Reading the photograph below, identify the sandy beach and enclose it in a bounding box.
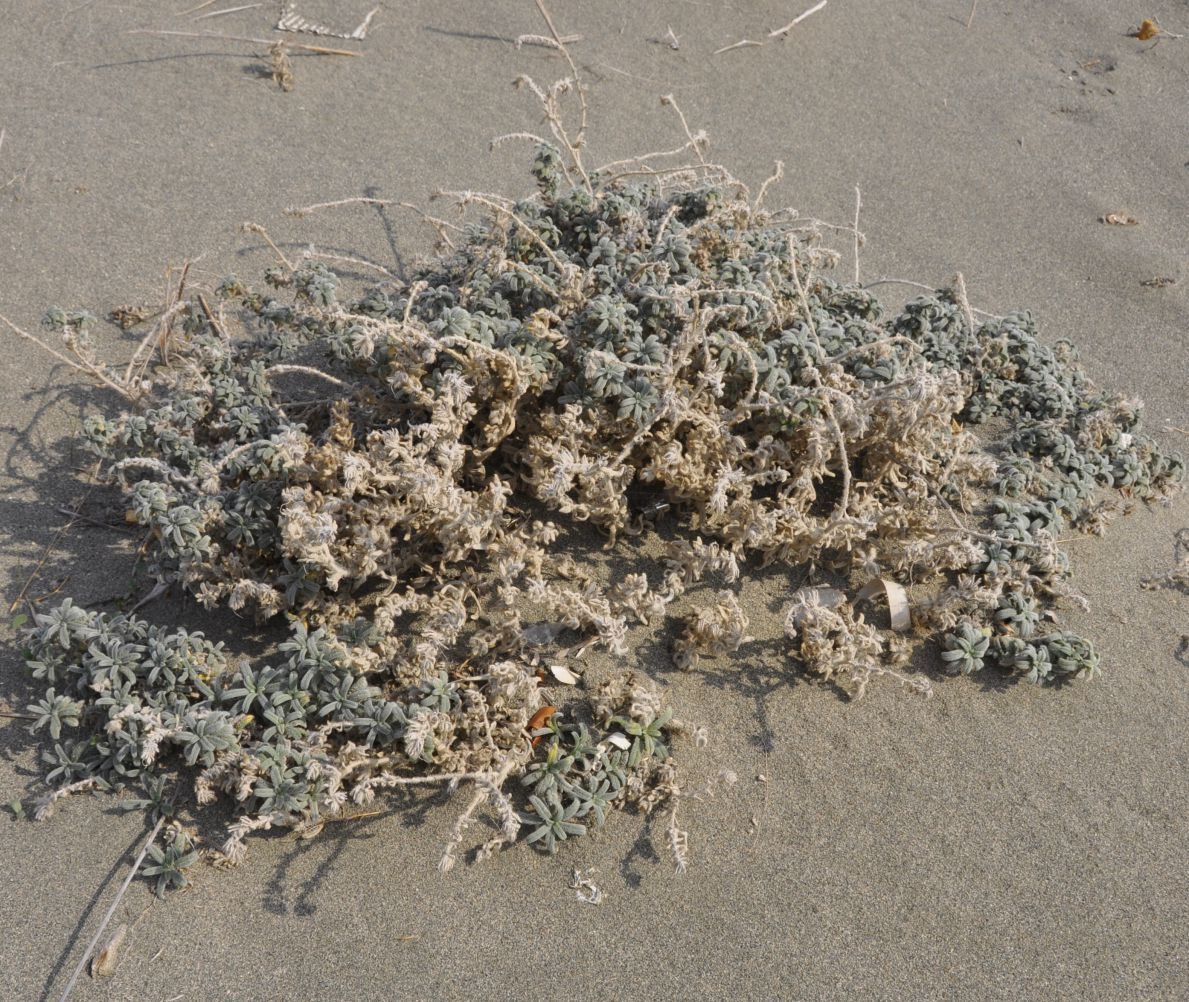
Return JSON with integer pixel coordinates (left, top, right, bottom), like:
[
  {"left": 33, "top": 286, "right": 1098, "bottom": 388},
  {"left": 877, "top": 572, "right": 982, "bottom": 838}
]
[{"left": 1, "top": 2, "right": 1186, "bottom": 999}]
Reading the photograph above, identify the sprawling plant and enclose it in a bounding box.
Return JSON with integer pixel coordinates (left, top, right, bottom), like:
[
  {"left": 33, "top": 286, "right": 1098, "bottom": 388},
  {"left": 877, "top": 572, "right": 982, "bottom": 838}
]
[{"left": 12, "top": 68, "right": 1182, "bottom": 888}]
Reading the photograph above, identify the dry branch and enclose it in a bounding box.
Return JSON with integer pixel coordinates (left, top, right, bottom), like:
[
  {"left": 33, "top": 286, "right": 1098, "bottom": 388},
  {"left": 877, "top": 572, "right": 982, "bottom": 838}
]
[{"left": 128, "top": 28, "right": 363, "bottom": 57}]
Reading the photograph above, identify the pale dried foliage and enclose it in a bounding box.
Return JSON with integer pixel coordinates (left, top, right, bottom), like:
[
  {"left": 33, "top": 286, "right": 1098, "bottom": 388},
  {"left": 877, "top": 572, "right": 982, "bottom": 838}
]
[{"left": 11, "top": 25, "right": 1184, "bottom": 881}]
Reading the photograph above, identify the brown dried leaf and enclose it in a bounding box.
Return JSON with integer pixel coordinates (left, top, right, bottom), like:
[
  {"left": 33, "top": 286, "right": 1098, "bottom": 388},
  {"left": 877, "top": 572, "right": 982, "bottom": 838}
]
[
  {"left": 1102, "top": 212, "right": 1139, "bottom": 226},
  {"left": 91, "top": 923, "right": 128, "bottom": 979},
  {"left": 527, "top": 705, "right": 556, "bottom": 746}
]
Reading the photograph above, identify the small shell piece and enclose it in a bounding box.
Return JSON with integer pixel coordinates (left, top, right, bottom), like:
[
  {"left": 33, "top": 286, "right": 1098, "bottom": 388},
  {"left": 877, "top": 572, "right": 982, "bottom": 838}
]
[
  {"left": 855, "top": 577, "right": 911, "bottom": 631},
  {"left": 548, "top": 664, "right": 580, "bottom": 685}
]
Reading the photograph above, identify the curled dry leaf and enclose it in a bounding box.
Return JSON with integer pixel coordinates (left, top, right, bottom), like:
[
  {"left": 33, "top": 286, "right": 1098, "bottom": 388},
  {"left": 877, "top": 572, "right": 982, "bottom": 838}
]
[
  {"left": 527, "top": 705, "right": 557, "bottom": 730},
  {"left": 91, "top": 923, "right": 128, "bottom": 978},
  {"left": 1102, "top": 212, "right": 1139, "bottom": 226},
  {"left": 855, "top": 578, "right": 911, "bottom": 631},
  {"left": 527, "top": 705, "right": 557, "bottom": 747}
]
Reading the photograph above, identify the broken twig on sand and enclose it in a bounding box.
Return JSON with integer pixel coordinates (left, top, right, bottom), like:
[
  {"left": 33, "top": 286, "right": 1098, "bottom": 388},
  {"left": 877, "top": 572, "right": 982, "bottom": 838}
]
[
  {"left": 57, "top": 818, "right": 165, "bottom": 1002},
  {"left": 175, "top": 0, "right": 218, "bottom": 14},
  {"left": 128, "top": 29, "right": 362, "bottom": 57},
  {"left": 716, "top": 1, "right": 828, "bottom": 55},
  {"left": 192, "top": 3, "right": 262, "bottom": 20},
  {"left": 769, "top": 1, "right": 828, "bottom": 38},
  {"left": 713, "top": 39, "right": 763, "bottom": 55}
]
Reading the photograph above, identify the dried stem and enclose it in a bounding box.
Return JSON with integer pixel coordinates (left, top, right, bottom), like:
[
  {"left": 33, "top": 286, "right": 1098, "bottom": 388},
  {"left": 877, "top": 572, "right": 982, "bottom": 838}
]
[
  {"left": 713, "top": 39, "right": 763, "bottom": 55},
  {"left": 659, "top": 95, "right": 707, "bottom": 167},
  {"left": 241, "top": 222, "right": 295, "bottom": 270},
  {"left": 0, "top": 315, "right": 135, "bottom": 401},
  {"left": 531, "top": 0, "right": 592, "bottom": 192},
  {"left": 127, "top": 28, "right": 363, "bottom": 57},
  {"left": 770, "top": 1, "right": 829, "bottom": 37},
  {"left": 754, "top": 160, "right": 784, "bottom": 212},
  {"left": 852, "top": 185, "right": 863, "bottom": 283},
  {"left": 790, "top": 253, "right": 851, "bottom": 517},
  {"left": 57, "top": 818, "right": 165, "bottom": 1002}
]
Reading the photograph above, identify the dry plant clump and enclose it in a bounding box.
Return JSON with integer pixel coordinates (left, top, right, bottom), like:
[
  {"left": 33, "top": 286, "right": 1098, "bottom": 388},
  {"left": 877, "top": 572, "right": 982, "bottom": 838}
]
[{"left": 10, "top": 45, "right": 1184, "bottom": 888}]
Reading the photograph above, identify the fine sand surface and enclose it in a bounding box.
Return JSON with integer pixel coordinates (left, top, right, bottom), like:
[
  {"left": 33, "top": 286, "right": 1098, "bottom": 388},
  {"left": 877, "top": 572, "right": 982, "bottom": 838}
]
[{"left": 1, "top": 2, "right": 1186, "bottom": 999}]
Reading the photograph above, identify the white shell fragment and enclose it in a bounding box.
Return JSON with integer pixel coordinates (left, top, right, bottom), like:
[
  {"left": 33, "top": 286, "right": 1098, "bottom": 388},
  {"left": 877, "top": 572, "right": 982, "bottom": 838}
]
[
  {"left": 855, "top": 577, "right": 911, "bottom": 631},
  {"left": 570, "top": 867, "right": 604, "bottom": 905},
  {"left": 548, "top": 664, "right": 580, "bottom": 685},
  {"left": 606, "top": 733, "right": 632, "bottom": 751}
]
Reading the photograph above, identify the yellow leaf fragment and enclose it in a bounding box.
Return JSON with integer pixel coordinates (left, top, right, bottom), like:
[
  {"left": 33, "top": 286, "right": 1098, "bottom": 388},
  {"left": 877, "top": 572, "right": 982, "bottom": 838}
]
[{"left": 1134, "top": 19, "right": 1160, "bottom": 41}]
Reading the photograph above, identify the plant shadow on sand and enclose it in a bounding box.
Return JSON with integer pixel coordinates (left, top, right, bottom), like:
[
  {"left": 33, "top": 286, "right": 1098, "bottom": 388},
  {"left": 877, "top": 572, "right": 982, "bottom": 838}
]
[{"left": 263, "top": 812, "right": 387, "bottom": 917}]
